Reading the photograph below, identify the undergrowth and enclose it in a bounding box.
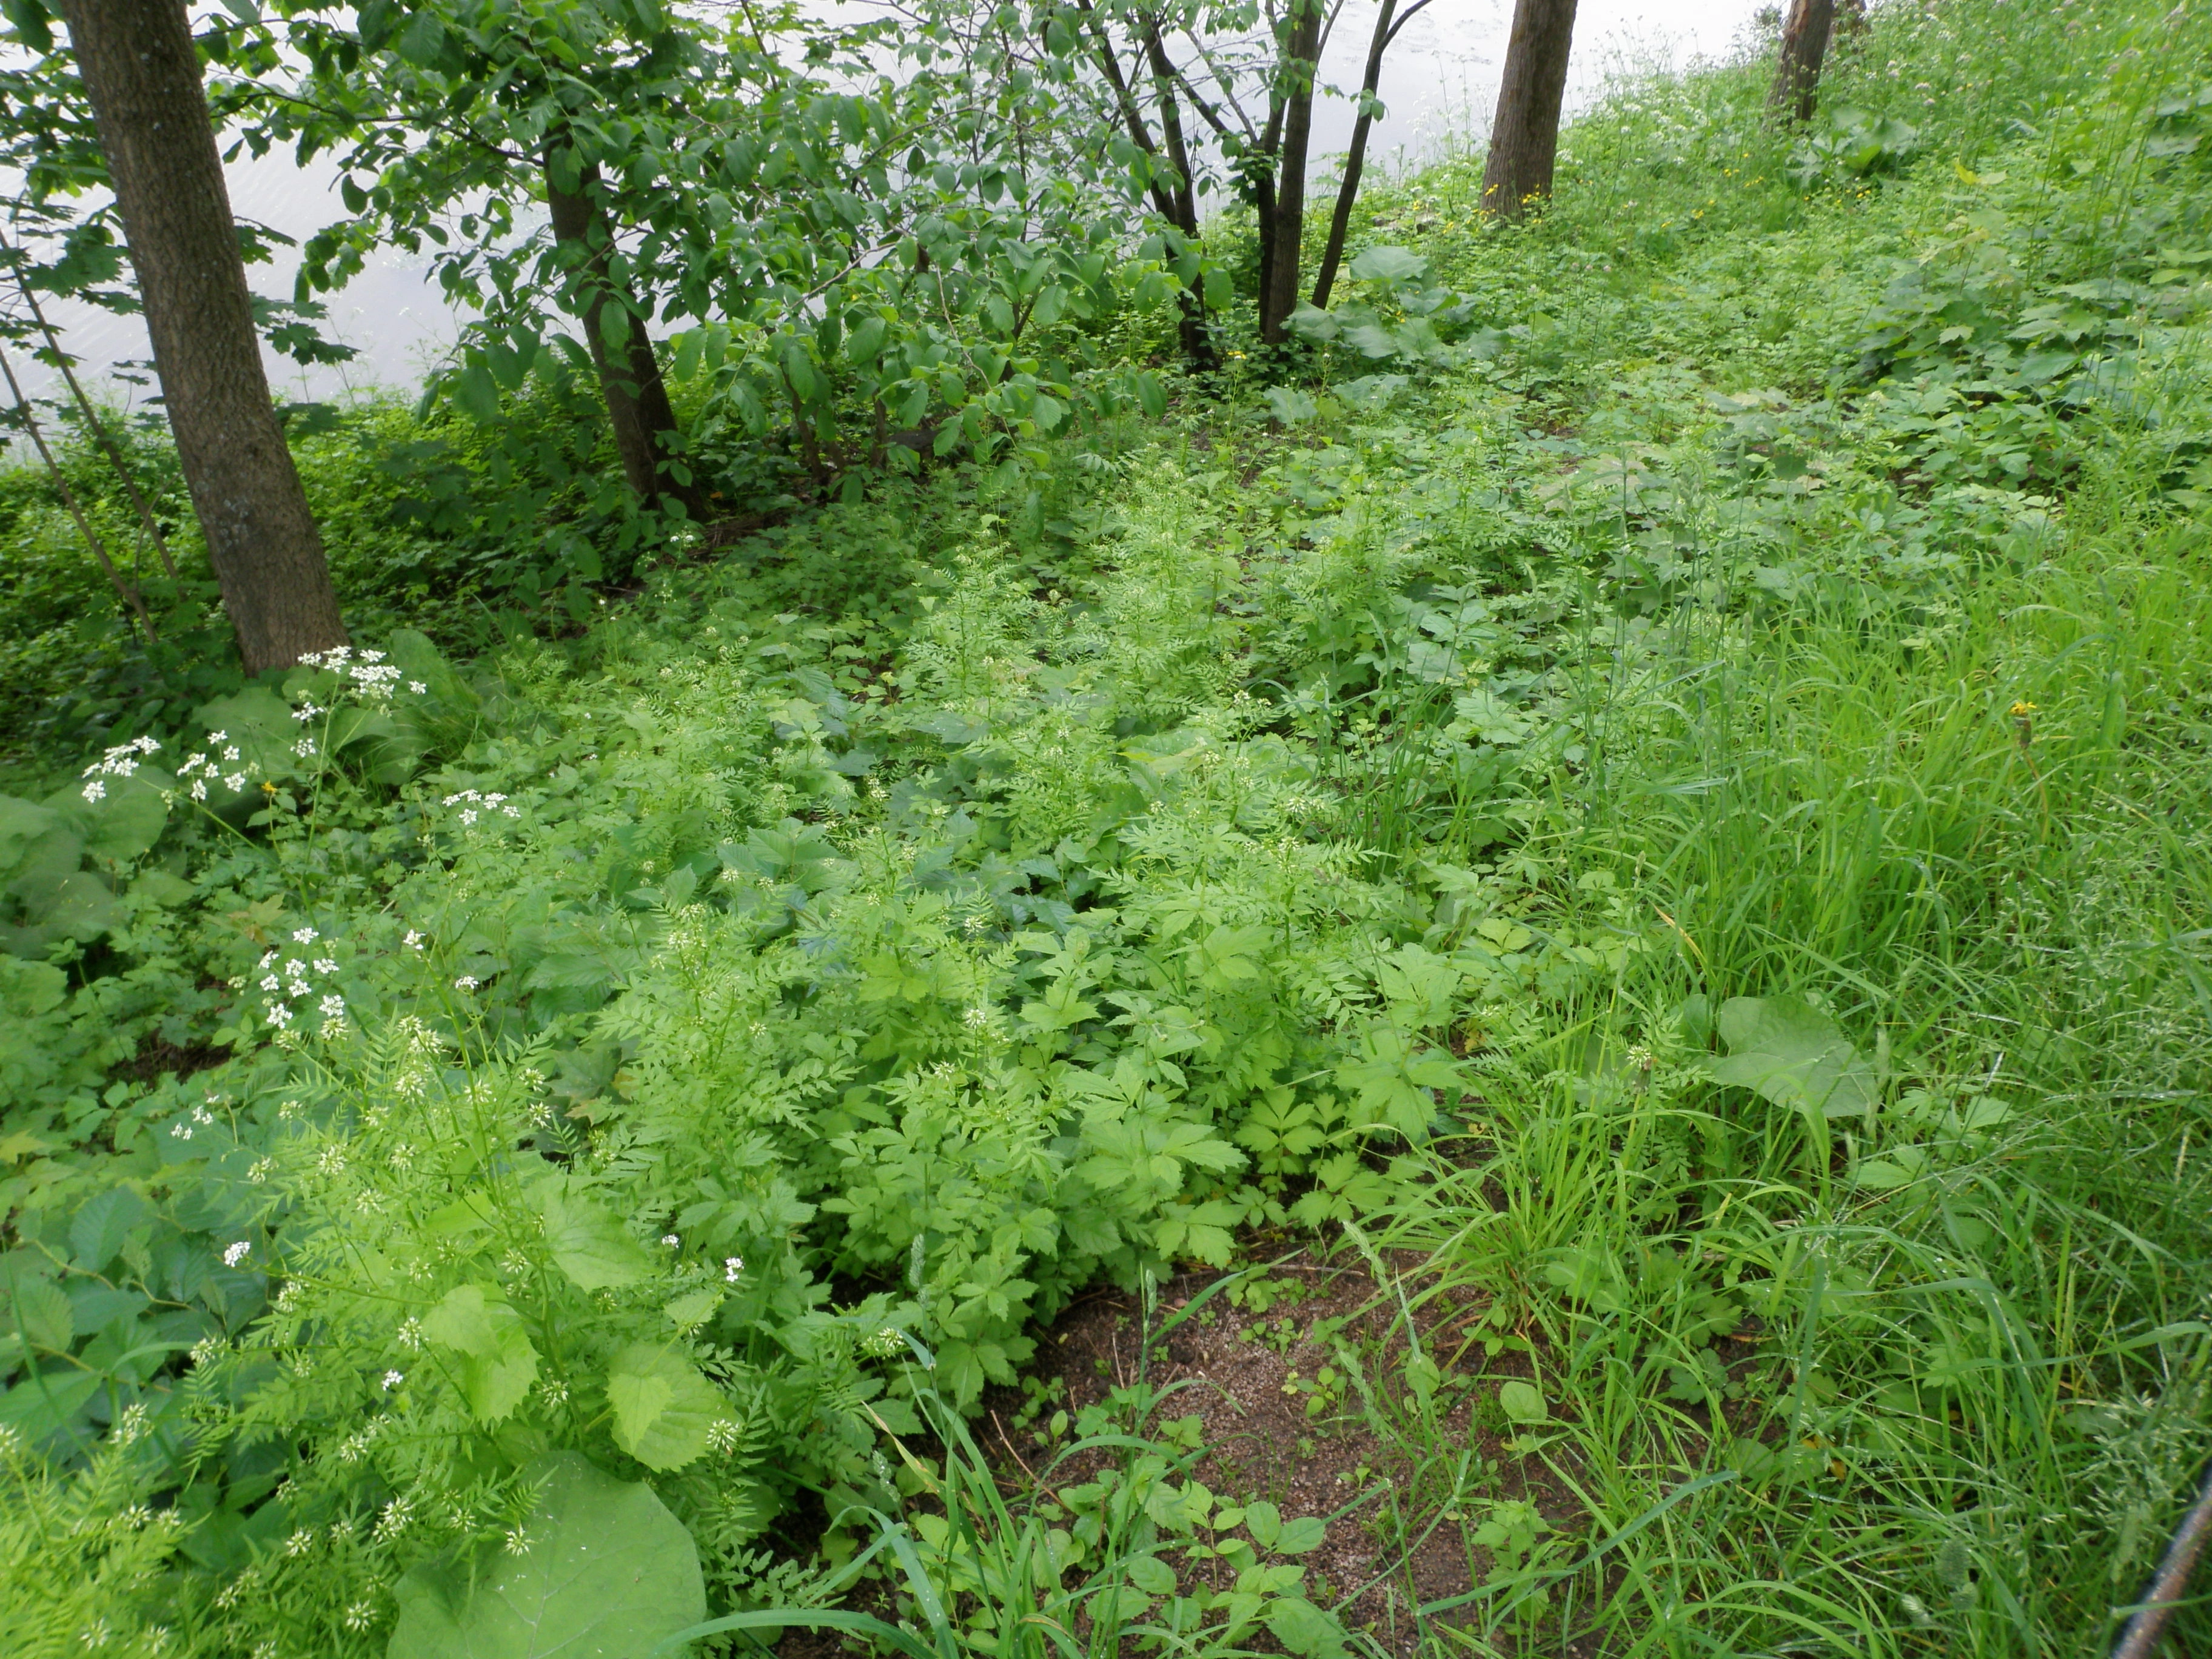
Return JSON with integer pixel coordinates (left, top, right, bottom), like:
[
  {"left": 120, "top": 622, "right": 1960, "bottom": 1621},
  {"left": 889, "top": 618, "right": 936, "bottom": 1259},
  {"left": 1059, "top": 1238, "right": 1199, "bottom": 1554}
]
[{"left": 4, "top": 1, "right": 2210, "bottom": 1655}]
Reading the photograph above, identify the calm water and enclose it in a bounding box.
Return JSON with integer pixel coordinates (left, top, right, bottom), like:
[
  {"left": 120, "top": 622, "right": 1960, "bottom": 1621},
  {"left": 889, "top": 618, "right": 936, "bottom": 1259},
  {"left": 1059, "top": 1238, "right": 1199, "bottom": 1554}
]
[{"left": 27, "top": 0, "right": 1758, "bottom": 405}]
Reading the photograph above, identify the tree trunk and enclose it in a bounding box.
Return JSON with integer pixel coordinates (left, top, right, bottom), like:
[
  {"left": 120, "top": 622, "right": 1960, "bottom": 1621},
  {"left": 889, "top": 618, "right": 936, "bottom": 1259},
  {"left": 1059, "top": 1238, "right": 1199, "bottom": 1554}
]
[
  {"left": 1480, "top": 0, "right": 1579, "bottom": 221},
  {"left": 1260, "top": 0, "right": 1324, "bottom": 342},
  {"left": 1769, "top": 0, "right": 1838, "bottom": 124},
  {"left": 1139, "top": 19, "right": 1218, "bottom": 369},
  {"left": 543, "top": 142, "right": 708, "bottom": 520},
  {"left": 1313, "top": 0, "right": 1441, "bottom": 309},
  {"left": 59, "top": 0, "right": 347, "bottom": 675}
]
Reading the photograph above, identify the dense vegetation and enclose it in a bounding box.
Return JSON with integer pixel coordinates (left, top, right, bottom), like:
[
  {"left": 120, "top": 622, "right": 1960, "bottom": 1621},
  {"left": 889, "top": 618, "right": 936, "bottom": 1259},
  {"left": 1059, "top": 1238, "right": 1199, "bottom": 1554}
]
[{"left": 5, "top": 0, "right": 2211, "bottom": 1654}]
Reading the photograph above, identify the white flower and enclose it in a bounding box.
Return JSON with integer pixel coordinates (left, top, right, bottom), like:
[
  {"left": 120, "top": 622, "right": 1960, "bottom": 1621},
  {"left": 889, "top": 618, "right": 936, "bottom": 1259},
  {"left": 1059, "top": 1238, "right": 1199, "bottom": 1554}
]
[
  {"left": 293, "top": 702, "right": 321, "bottom": 722},
  {"left": 284, "top": 1527, "right": 315, "bottom": 1558},
  {"left": 319, "top": 995, "right": 346, "bottom": 1019},
  {"left": 81, "top": 780, "right": 105, "bottom": 802},
  {"left": 260, "top": 975, "right": 281, "bottom": 993},
  {"left": 343, "top": 1600, "right": 375, "bottom": 1632},
  {"left": 223, "top": 774, "right": 245, "bottom": 791},
  {"left": 221, "top": 746, "right": 240, "bottom": 763},
  {"left": 504, "top": 1524, "right": 531, "bottom": 1555},
  {"left": 397, "top": 1318, "right": 424, "bottom": 1351},
  {"left": 724, "top": 1256, "right": 745, "bottom": 1281},
  {"left": 662, "top": 1234, "right": 681, "bottom": 1248},
  {"left": 223, "top": 1242, "right": 252, "bottom": 1268},
  {"left": 404, "top": 930, "right": 424, "bottom": 950},
  {"left": 459, "top": 808, "right": 477, "bottom": 825},
  {"left": 313, "top": 957, "right": 337, "bottom": 975},
  {"left": 293, "top": 928, "right": 317, "bottom": 944},
  {"left": 409, "top": 680, "right": 427, "bottom": 694},
  {"left": 454, "top": 974, "right": 480, "bottom": 991},
  {"left": 188, "top": 780, "right": 207, "bottom": 801},
  {"left": 381, "top": 1370, "right": 403, "bottom": 1390},
  {"left": 207, "top": 730, "right": 227, "bottom": 742},
  {"left": 266, "top": 1004, "right": 293, "bottom": 1028},
  {"left": 293, "top": 737, "right": 317, "bottom": 759}
]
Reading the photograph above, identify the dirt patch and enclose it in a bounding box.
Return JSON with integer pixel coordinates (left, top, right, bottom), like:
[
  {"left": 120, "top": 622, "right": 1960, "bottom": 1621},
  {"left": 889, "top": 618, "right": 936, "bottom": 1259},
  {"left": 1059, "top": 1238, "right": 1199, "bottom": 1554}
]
[{"left": 978, "top": 1245, "right": 1593, "bottom": 1656}]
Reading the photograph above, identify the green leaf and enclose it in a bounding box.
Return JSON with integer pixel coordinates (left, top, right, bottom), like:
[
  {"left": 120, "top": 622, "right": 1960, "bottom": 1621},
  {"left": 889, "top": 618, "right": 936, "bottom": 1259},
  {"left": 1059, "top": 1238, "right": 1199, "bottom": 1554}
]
[
  {"left": 70, "top": 1187, "right": 148, "bottom": 1272},
  {"left": 1134, "top": 372, "right": 1167, "bottom": 419},
  {"left": 1265, "top": 1596, "right": 1349, "bottom": 1658},
  {"left": 1498, "top": 1379, "right": 1547, "bottom": 1423},
  {"left": 454, "top": 359, "right": 502, "bottom": 424},
  {"left": 423, "top": 1284, "right": 539, "bottom": 1424},
  {"left": 1347, "top": 244, "right": 1427, "bottom": 286},
  {"left": 535, "top": 1182, "right": 652, "bottom": 1292},
  {"left": 8, "top": 1278, "right": 71, "bottom": 1352},
  {"left": 663, "top": 1288, "right": 722, "bottom": 1331},
  {"left": 1708, "top": 996, "right": 1879, "bottom": 1121},
  {"left": 1244, "top": 1499, "right": 1282, "bottom": 1550},
  {"left": 0, "top": 0, "right": 52, "bottom": 55},
  {"left": 605, "top": 1343, "right": 726, "bottom": 1471},
  {"left": 387, "top": 1452, "right": 705, "bottom": 1659},
  {"left": 1274, "top": 1514, "right": 1327, "bottom": 1553}
]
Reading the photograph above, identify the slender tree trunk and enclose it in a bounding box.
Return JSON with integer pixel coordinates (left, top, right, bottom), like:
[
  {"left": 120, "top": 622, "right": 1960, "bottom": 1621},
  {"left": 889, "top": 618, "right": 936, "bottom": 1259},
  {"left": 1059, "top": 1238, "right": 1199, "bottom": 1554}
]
[
  {"left": 1140, "top": 19, "right": 1218, "bottom": 369},
  {"left": 1480, "top": 0, "right": 1579, "bottom": 221},
  {"left": 59, "top": 0, "right": 347, "bottom": 674},
  {"left": 1260, "top": 0, "right": 1324, "bottom": 342},
  {"left": 543, "top": 142, "right": 708, "bottom": 520},
  {"left": 1312, "top": 0, "right": 1397, "bottom": 312},
  {"left": 1770, "top": 0, "right": 1838, "bottom": 124}
]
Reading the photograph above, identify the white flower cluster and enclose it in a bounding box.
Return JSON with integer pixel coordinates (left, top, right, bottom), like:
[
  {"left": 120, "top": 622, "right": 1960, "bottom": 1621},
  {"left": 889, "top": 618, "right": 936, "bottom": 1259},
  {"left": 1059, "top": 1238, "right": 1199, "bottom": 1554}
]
[
  {"left": 257, "top": 928, "right": 346, "bottom": 1035},
  {"left": 169, "top": 1101, "right": 216, "bottom": 1141},
  {"left": 80, "top": 736, "right": 160, "bottom": 802},
  {"left": 442, "top": 788, "right": 520, "bottom": 826},
  {"left": 175, "top": 731, "right": 250, "bottom": 800},
  {"left": 296, "top": 645, "right": 418, "bottom": 700}
]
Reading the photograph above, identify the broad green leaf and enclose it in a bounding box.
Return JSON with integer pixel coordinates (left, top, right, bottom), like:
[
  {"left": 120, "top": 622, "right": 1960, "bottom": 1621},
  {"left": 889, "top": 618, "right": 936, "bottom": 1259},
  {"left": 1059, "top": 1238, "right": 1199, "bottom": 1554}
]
[
  {"left": 1708, "top": 996, "right": 1879, "bottom": 1121},
  {"left": 535, "top": 1182, "right": 652, "bottom": 1291},
  {"left": 9, "top": 1278, "right": 71, "bottom": 1351},
  {"left": 1498, "top": 1379, "right": 1547, "bottom": 1423},
  {"left": 387, "top": 1452, "right": 705, "bottom": 1659},
  {"left": 605, "top": 1342, "right": 726, "bottom": 1471},
  {"left": 423, "top": 1284, "right": 539, "bottom": 1424},
  {"left": 1244, "top": 1498, "right": 1282, "bottom": 1550},
  {"left": 663, "top": 1288, "right": 722, "bottom": 1331},
  {"left": 1347, "top": 244, "right": 1427, "bottom": 286},
  {"left": 454, "top": 360, "right": 501, "bottom": 424},
  {"left": 1274, "top": 1514, "right": 1327, "bottom": 1553},
  {"left": 1265, "top": 1596, "right": 1349, "bottom": 1658},
  {"left": 70, "top": 1186, "right": 148, "bottom": 1272}
]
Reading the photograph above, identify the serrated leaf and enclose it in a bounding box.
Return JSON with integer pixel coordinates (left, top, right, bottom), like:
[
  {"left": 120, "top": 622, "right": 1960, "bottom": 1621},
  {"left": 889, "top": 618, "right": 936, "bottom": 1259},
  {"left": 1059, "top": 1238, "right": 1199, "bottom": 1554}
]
[
  {"left": 663, "top": 1287, "right": 723, "bottom": 1331},
  {"left": 423, "top": 1284, "right": 538, "bottom": 1424},
  {"left": 9, "top": 1278, "right": 71, "bottom": 1351},
  {"left": 1244, "top": 1498, "right": 1282, "bottom": 1550},
  {"left": 70, "top": 1186, "right": 148, "bottom": 1272},
  {"left": 605, "top": 1343, "right": 726, "bottom": 1471},
  {"left": 387, "top": 1452, "right": 705, "bottom": 1659},
  {"left": 1708, "top": 996, "right": 1879, "bottom": 1121},
  {"left": 535, "top": 1182, "right": 652, "bottom": 1292},
  {"left": 1266, "top": 1595, "right": 1349, "bottom": 1658}
]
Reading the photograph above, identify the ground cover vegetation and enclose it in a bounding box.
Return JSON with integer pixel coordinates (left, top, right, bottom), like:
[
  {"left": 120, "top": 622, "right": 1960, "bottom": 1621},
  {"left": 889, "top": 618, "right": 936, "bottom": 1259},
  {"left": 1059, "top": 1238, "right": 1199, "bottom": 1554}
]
[{"left": 2, "top": 0, "right": 2210, "bottom": 1654}]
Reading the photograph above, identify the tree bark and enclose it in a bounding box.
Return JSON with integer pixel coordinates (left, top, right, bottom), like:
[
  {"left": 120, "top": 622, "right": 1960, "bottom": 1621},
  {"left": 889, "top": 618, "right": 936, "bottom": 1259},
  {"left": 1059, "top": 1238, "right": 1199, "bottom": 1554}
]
[
  {"left": 1260, "top": 0, "right": 1324, "bottom": 342},
  {"left": 59, "top": 0, "right": 347, "bottom": 674},
  {"left": 543, "top": 142, "right": 708, "bottom": 520},
  {"left": 1139, "top": 19, "right": 1218, "bottom": 369},
  {"left": 1769, "top": 0, "right": 1838, "bottom": 124},
  {"left": 1480, "top": 0, "right": 1579, "bottom": 221}
]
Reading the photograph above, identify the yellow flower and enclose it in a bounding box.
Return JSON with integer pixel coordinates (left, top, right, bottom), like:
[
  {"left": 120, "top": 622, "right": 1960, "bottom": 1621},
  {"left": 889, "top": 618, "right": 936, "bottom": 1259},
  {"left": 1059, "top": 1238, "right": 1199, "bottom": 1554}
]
[{"left": 2009, "top": 700, "right": 2039, "bottom": 718}]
